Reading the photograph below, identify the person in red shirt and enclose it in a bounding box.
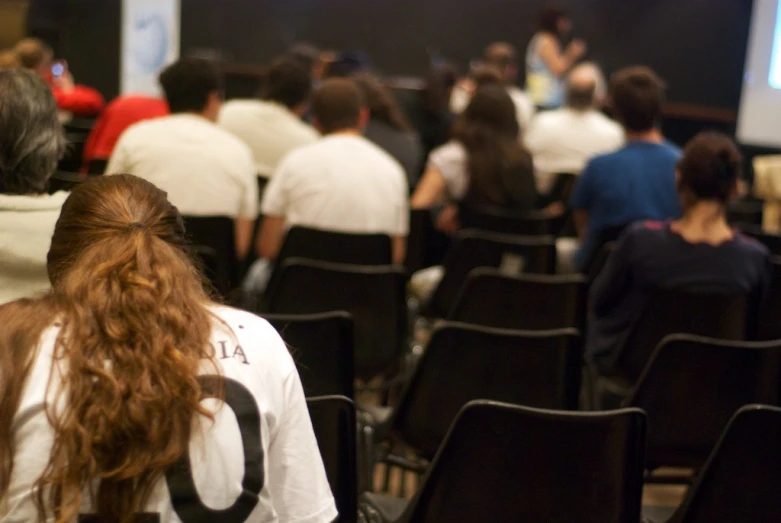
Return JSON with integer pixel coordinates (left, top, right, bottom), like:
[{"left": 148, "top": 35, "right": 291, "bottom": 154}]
[
  {"left": 13, "top": 38, "right": 104, "bottom": 117},
  {"left": 82, "top": 95, "right": 169, "bottom": 171}
]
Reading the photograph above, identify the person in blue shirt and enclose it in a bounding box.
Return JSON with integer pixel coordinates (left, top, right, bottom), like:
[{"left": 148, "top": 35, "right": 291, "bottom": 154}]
[
  {"left": 587, "top": 132, "right": 771, "bottom": 361},
  {"left": 569, "top": 66, "right": 682, "bottom": 271}
]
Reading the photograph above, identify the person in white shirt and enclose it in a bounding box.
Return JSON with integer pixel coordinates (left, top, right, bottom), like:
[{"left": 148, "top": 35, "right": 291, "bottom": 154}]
[
  {"left": 219, "top": 58, "right": 319, "bottom": 179},
  {"left": 0, "top": 174, "right": 337, "bottom": 523},
  {"left": 258, "top": 78, "right": 409, "bottom": 265},
  {"left": 0, "top": 69, "right": 67, "bottom": 306},
  {"left": 450, "top": 42, "right": 536, "bottom": 132},
  {"left": 524, "top": 63, "right": 624, "bottom": 195},
  {"left": 106, "top": 58, "right": 258, "bottom": 259}
]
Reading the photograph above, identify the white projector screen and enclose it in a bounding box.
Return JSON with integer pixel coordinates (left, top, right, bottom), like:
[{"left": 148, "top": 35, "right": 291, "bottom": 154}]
[{"left": 738, "top": 0, "right": 781, "bottom": 147}]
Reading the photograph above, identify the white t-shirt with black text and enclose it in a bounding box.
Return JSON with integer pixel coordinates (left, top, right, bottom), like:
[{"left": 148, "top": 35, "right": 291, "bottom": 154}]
[
  {"left": 1, "top": 306, "right": 337, "bottom": 523},
  {"left": 106, "top": 114, "right": 258, "bottom": 219},
  {"left": 262, "top": 133, "right": 409, "bottom": 237}
]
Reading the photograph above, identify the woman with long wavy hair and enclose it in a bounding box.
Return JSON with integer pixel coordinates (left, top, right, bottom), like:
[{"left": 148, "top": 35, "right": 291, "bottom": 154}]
[{"left": 0, "top": 175, "right": 336, "bottom": 523}]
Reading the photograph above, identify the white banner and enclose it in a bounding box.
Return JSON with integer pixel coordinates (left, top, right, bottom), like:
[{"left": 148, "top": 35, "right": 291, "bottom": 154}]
[{"left": 120, "top": 0, "right": 180, "bottom": 96}]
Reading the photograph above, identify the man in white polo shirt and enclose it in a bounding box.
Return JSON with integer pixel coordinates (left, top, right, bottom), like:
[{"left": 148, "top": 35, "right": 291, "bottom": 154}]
[
  {"left": 219, "top": 58, "right": 319, "bottom": 179},
  {"left": 524, "top": 63, "right": 624, "bottom": 196},
  {"left": 106, "top": 58, "right": 257, "bottom": 259},
  {"left": 258, "top": 78, "right": 409, "bottom": 265}
]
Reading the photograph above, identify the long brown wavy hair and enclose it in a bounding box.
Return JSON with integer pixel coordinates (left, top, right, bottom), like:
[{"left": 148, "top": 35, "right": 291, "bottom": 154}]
[{"left": 0, "top": 174, "right": 220, "bottom": 522}]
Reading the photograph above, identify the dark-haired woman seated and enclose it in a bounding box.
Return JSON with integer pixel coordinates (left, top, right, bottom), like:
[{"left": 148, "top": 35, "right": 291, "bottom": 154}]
[
  {"left": 0, "top": 175, "right": 336, "bottom": 522},
  {"left": 588, "top": 132, "right": 772, "bottom": 361}
]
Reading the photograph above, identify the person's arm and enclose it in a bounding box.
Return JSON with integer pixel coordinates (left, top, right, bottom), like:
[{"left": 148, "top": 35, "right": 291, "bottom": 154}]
[
  {"left": 257, "top": 216, "right": 286, "bottom": 261},
  {"left": 537, "top": 34, "right": 586, "bottom": 77},
  {"left": 234, "top": 148, "right": 259, "bottom": 259},
  {"left": 52, "top": 73, "right": 105, "bottom": 116},
  {"left": 234, "top": 219, "right": 255, "bottom": 261},
  {"left": 590, "top": 229, "right": 636, "bottom": 318},
  {"left": 392, "top": 236, "right": 406, "bottom": 265},
  {"left": 410, "top": 164, "right": 447, "bottom": 209}
]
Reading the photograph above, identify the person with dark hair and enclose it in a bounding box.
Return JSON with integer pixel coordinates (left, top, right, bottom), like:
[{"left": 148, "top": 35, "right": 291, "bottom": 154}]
[
  {"left": 567, "top": 66, "right": 682, "bottom": 271},
  {"left": 406, "top": 62, "right": 457, "bottom": 170},
  {"left": 286, "top": 41, "right": 326, "bottom": 82},
  {"left": 525, "top": 63, "right": 623, "bottom": 195},
  {"left": 0, "top": 68, "right": 66, "bottom": 305},
  {"left": 13, "top": 37, "right": 104, "bottom": 117},
  {"left": 352, "top": 73, "right": 423, "bottom": 187},
  {"left": 526, "top": 5, "right": 586, "bottom": 109},
  {"left": 255, "top": 78, "right": 408, "bottom": 270},
  {"left": 412, "top": 85, "right": 538, "bottom": 229},
  {"left": 587, "top": 132, "right": 771, "bottom": 361},
  {"left": 106, "top": 58, "right": 258, "bottom": 260},
  {"left": 451, "top": 43, "right": 536, "bottom": 132},
  {"left": 219, "top": 58, "right": 319, "bottom": 178},
  {"left": 0, "top": 174, "right": 337, "bottom": 522}
]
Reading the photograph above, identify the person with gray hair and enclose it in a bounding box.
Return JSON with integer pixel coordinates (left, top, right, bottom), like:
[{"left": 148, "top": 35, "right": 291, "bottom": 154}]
[
  {"left": 0, "top": 68, "right": 67, "bottom": 304},
  {"left": 524, "top": 62, "right": 623, "bottom": 196}
]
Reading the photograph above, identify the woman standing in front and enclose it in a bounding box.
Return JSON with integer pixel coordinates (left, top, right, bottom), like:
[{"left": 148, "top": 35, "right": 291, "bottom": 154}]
[
  {"left": 526, "top": 6, "right": 587, "bottom": 110},
  {"left": 0, "top": 175, "right": 337, "bottom": 523}
]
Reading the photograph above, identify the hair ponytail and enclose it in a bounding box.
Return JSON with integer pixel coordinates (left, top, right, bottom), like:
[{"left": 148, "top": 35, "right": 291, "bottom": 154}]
[{"left": 0, "top": 175, "right": 222, "bottom": 523}]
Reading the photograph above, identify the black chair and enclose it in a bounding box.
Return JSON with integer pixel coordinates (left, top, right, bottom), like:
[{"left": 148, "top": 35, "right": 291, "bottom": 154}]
[
  {"left": 738, "top": 224, "right": 781, "bottom": 256},
  {"left": 625, "top": 335, "right": 781, "bottom": 475},
  {"left": 727, "top": 200, "right": 763, "bottom": 228},
  {"left": 48, "top": 171, "right": 87, "bottom": 193},
  {"left": 581, "top": 224, "right": 628, "bottom": 277},
  {"left": 87, "top": 158, "right": 108, "bottom": 174},
  {"left": 263, "top": 312, "right": 355, "bottom": 399},
  {"left": 307, "top": 396, "right": 358, "bottom": 523},
  {"left": 425, "top": 229, "right": 556, "bottom": 318},
  {"left": 57, "top": 132, "right": 88, "bottom": 173},
  {"left": 460, "top": 205, "right": 564, "bottom": 236},
  {"left": 598, "top": 289, "right": 750, "bottom": 384},
  {"left": 362, "top": 324, "right": 582, "bottom": 485},
  {"left": 757, "top": 258, "right": 781, "bottom": 341},
  {"left": 646, "top": 405, "right": 781, "bottom": 523},
  {"left": 405, "top": 209, "right": 434, "bottom": 275},
  {"left": 266, "top": 259, "right": 407, "bottom": 380},
  {"left": 449, "top": 268, "right": 587, "bottom": 331},
  {"left": 182, "top": 216, "right": 238, "bottom": 298},
  {"left": 361, "top": 401, "right": 647, "bottom": 523}
]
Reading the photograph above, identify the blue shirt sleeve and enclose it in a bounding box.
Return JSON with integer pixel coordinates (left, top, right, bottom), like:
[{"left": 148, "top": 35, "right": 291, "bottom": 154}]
[{"left": 570, "top": 161, "right": 595, "bottom": 210}]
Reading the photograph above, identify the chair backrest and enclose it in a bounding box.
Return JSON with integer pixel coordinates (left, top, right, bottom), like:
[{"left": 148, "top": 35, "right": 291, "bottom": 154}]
[
  {"left": 405, "top": 209, "right": 434, "bottom": 275},
  {"left": 403, "top": 401, "right": 647, "bottom": 523},
  {"left": 582, "top": 224, "right": 628, "bottom": 276},
  {"left": 57, "top": 132, "right": 88, "bottom": 172},
  {"left": 427, "top": 229, "right": 556, "bottom": 318},
  {"left": 87, "top": 158, "right": 109, "bottom": 174},
  {"left": 626, "top": 335, "right": 781, "bottom": 470},
  {"left": 460, "top": 205, "right": 561, "bottom": 236},
  {"left": 182, "top": 216, "right": 238, "bottom": 298},
  {"left": 727, "top": 200, "right": 764, "bottom": 228},
  {"left": 671, "top": 405, "right": 781, "bottom": 523},
  {"left": 307, "top": 396, "right": 358, "bottom": 523},
  {"left": 266, "top": 259, "right": 407, "bottom": 380},
  {"left": 276, "top": 226, "right": 392, "bottom": 268},
  {"left": 613, "top": 289, "right": 749, "bottom": 381},
  {"left": 48, "top": 171, "right": 87, "bottom": 194},
  {"left": 757, "top": 258, "right": 781, "bottom": 341},
  {"left": 738, "top": 225, "right": 781, "bottom": 256},
  {"left": 263, "top": 312, "right": 355, "bottom": 399},
  {"left": 391, "top": 323, "right": 582, "bottom": 460},
  {"left": 449, "top": 268, "right": 587, "bottom": 331}
]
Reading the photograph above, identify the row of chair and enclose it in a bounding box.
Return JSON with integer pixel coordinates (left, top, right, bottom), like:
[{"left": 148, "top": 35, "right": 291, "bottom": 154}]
[{"left": 311, "top": 395, "right": 781, "bottom": 523}]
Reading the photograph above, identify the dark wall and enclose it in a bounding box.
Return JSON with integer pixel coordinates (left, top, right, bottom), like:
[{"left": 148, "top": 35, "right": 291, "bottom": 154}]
[{"left": 58, "top": 0, "right": 753, "bottom": 111}]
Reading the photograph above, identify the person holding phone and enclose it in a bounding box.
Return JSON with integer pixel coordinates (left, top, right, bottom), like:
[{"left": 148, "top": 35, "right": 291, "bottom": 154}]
[
  {"left": 13, "top": 38, "right": 104, "bottom": 117},
  {"left": 526, "top": 6, "right": 587, "bottom": 110}
]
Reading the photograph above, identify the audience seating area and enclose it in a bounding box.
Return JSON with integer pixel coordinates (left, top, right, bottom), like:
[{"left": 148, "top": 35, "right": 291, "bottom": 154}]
[{"left": 37, "top": 101, "right": 781, "bottom": 523}]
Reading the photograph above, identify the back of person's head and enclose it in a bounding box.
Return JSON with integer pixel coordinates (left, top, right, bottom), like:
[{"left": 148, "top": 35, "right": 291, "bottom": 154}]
[
  {"left": 566, "top": 62, "right": 605, "bottom": 110},
  {"left": 311, "top": 78, "right": 366, "bottom": 134},
  {"left": 260, "top": 57, "right": 312, "bottom": 111},
  {"left": 536, "top": 5, "right": 568, "bottom": 35},
  {"left": 286, "top": 42, "right": 320, "bottom": 73},
  {"left": 0, "top": 68, "right": 65, "bottom": 195},
  {"left": 454, "top": 85, "right": 533, "bottom": 207},
  {"left": 158, "top": 57, "right": 223, "bottom": 115},
  {"left": 323, "top": 51, "right": 372, "bottom": 79},
  {"left": 422, "top": 61, "right": 457, "bottom": 114},
  {"left": 0, "top": 49, "right": 20, "bottom": 69},
  {"left": 12, "top": 37, "right": 52, "bottom": 70},
  {"left": 0, "top": 174, "right": 218, "bottom": 522},
  {"left": 351, "top": 72, "right": 411, "bottom": 132},
  {"left": 483, "top": 42, "right": 516, "bottom": 79},
  {"left": 677, "top": 132, "right": 741, "bottom": 205},
  {"left": 609, "top": 66, "right": 665, "bottom": 133},
  {"left": 472, "top": 64, "right": 504, "bottom": 89}
]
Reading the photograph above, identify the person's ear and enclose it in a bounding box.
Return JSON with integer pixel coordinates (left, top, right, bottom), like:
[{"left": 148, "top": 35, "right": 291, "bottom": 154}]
[{"left": 358, "top": 107, "right": 370, "bottom": 129}]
